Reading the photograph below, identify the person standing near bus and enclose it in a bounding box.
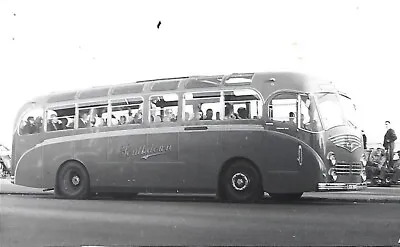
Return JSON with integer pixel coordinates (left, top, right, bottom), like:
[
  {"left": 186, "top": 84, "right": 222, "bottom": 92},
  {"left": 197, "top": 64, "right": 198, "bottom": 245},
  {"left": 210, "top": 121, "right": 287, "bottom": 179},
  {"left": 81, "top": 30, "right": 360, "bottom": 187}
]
[
  {"left": 383, "top": 121, "right": 397, "bottom": 169},
  {"left": 361, "top": 130, "right": 367, "bottom": 149}
]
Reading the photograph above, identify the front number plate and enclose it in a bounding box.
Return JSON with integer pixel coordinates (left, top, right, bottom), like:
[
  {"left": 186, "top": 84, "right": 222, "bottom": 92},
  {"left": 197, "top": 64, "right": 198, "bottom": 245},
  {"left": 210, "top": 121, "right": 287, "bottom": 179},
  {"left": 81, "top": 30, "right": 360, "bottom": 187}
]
[{"left": 347, "top": 184, "right": 357, "bottom": 190}]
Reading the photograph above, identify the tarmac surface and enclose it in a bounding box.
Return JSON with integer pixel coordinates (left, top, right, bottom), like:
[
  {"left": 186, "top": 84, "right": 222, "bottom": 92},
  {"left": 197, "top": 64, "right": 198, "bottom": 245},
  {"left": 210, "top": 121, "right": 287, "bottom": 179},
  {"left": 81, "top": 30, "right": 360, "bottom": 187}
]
[
  {"left": 1, "top": 178, "right": 400, "bottom": 246},
  {"left": 2, "top": 178, "right": 400, "bottom": 202}
]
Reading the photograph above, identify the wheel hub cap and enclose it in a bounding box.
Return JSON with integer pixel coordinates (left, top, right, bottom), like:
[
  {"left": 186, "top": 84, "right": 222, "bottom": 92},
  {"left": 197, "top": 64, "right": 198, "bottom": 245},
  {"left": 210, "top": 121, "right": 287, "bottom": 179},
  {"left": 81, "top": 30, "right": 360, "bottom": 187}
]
[
  {"left": 71, "top": 175, "right": 80, "bottom": 186},
  {"left": 232, "top": 173, "right": 249, "bottom": 191}
]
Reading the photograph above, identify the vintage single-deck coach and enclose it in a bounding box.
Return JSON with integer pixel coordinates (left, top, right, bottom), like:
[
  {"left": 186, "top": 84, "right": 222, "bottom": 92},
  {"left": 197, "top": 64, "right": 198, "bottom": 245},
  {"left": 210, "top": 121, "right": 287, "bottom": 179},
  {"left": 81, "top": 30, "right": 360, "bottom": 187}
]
[{"left": 11, "top": 72, "right": 367, "bottom": 202}]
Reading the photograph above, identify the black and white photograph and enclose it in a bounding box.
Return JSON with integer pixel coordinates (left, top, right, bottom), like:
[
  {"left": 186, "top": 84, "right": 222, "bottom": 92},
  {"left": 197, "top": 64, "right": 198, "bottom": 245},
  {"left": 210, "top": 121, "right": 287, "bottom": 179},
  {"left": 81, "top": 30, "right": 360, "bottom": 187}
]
[{"left": 1, "top": 1, "right": 400, "bottom": 246}]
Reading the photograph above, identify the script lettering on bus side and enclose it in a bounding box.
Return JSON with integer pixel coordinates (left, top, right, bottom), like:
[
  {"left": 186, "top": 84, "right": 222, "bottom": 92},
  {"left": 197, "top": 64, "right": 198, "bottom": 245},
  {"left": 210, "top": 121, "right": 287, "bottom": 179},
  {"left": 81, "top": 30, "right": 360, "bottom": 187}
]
[{"left": 120, "top": 144, "right": 172, "bottom": 160}]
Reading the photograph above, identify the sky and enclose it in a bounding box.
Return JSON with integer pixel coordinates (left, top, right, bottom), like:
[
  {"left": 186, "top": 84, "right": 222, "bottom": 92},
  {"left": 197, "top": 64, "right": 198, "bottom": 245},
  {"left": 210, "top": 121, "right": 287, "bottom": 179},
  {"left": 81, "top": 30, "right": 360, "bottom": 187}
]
[{"left": 1, "top": 0, "right": 399, "bottom": 148}]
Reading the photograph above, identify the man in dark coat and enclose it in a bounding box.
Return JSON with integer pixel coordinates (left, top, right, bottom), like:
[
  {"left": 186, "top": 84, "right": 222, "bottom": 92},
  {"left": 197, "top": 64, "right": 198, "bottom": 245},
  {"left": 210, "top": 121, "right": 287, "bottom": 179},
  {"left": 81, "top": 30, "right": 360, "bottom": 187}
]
[
  {"left": 383, "top": 121, "right": 397, "bottom": 168},
  {"left": 361, "top": 130, "right": 367, "bottom": 149},
  {"left": 47, "top": 112, "right": 63, "bottom": 131}
]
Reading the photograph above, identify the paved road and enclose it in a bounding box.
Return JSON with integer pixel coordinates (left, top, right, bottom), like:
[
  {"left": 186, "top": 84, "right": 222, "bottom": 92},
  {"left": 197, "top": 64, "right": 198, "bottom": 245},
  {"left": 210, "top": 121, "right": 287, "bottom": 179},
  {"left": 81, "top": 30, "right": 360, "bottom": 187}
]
[
  {"left": 1, "top": 178, "right": 400, "bottom": 200},
  {"left": 1, "top": 193, "right": 400, "bottom": 247}
]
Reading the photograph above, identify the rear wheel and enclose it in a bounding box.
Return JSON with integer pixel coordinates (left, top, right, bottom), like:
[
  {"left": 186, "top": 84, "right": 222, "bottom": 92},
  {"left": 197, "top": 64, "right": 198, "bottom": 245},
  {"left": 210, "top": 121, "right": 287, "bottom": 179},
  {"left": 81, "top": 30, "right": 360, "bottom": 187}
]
[
  {"left": 56, "top": 161, "right": 90, "bottom": 199},
  {"left": 269, "top": 192, "right": 303, "bottom": 201},
  {"left": 222, "top": 160, "right": 263, "bottom": 203}
]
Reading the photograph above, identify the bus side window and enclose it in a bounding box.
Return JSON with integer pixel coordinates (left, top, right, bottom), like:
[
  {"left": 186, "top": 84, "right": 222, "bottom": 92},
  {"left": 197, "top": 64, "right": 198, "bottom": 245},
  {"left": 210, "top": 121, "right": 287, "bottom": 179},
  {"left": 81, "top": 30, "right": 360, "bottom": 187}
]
[
  {"left": 19, "top": 108, "right": 43, "bottom": 135},
  {"left": 111, "top": 97, "right": 143, "bottom": 126},
  {"left": 269, "top": 93, "right": 297, "bottom": 126},
  {"left": 46, "top": 106, "right": 75, "bottom": 131},
  {"left": 150, "top": 94, "right": 178, "bottom": 123},
  {"left": 224, "top": 89, "right": 262, "bottom": 120},
  {"left": 78, "top": 101, "right": 108, "bottom": 128},
  {"left": 183, "top": 91, "right": 221, "bottom": 121}
]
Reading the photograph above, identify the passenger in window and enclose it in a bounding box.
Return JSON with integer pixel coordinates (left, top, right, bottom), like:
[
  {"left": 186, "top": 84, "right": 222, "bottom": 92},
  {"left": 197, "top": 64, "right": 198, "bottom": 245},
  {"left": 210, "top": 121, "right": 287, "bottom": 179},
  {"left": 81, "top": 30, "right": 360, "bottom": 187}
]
[
  {"left": 289, "top": 112, "right": 296, "bottom": 124},
  {"left": 164, "top": 109, "right": 173, "bottom": 122},
  {"left": 91, "top": 109, "right": 105, "bottom": 127},
  {"left": 78, "top": 112, "right": 91, "bottom": 128},
  {"left": 47, "top": 113, "right": 62, "bottom": 131},
  {"left": 238, "top": 108, "right": 248, "bottom": 119},
  {"left": 170, "top": 113, "right": 177, "bottom": 122},
  {"left": 185, "top": 112, "right": 191, "bottom": 121},
  {"left": 127, "top": 109, "right": 134, "bottom": 124},
  {"left": 204, "top": 109, "right": 213, "bottom": 120},
  {"left": 111, "top": 115, "right": 119, "bottom": 126},
  {"left": 134, "top": 111, "right": 143, "bottom": 124},
  {"left": 65, "top": 118, "right": 74, "bottom": 129},
  {"left": 194, "top": 110, "right": 203, "bottom": 120},
  {"left": 225, "top": 103, "right": 238, "bottom": 120},
  {"left": 23, "top": 116, "right": 37, "bottom": 134},
  {"left": 120, "top": 116, "right": 127, "bottom": 125},
  {"left": 35, "top": 116, "right": 43, "bottom": 131},
  {"left": 59, "top": 118, "right": 69, "bottom": 130},
  {"left": 154, "top": 115, "right": 162, "bottom": 123}
]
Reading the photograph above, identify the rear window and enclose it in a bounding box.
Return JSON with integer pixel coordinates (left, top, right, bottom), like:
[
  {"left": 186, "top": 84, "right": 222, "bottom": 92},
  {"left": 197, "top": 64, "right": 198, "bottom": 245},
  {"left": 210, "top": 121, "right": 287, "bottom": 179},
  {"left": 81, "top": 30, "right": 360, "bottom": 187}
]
[{"left": 19, "top": 108, "right": 43, "bottom": 135}]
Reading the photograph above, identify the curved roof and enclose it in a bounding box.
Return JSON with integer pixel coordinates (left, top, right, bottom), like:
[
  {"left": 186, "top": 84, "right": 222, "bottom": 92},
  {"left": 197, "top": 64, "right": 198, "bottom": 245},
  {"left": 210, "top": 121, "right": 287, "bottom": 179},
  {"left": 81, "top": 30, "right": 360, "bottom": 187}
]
[{"left": 31, "top": 71, "right": 335, "bottom": 105}]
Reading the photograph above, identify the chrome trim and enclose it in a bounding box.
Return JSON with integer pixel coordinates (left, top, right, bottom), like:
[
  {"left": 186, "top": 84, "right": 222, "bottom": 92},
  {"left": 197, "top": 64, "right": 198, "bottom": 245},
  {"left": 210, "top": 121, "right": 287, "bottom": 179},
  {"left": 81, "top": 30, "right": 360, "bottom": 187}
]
[
  {"left": 297, "top": 145, "right": 303, "bottom": 166},
  {"left": 318, "top": 182, "right": 367, "bottom": 191},
  {"left": 334, "top": 163, "right": 363, "bottom": 175}
]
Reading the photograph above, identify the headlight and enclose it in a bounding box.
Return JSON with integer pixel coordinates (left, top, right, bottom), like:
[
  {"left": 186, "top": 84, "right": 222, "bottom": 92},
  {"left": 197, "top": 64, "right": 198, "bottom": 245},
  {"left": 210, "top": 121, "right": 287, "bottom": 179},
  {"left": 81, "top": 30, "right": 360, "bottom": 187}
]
[
  {"left": 327, "top": 152, "right": 336, "bottom": 166},
  {"left": 328, "top": 168, "right": 337, "bottom": 182}
]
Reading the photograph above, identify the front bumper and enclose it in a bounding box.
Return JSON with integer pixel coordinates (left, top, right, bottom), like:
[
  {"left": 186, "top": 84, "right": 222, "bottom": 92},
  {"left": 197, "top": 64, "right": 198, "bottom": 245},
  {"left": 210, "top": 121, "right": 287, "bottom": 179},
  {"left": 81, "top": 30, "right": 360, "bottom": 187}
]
[{"left": 318, "top": 182, "right": 367, "bottom": 191}]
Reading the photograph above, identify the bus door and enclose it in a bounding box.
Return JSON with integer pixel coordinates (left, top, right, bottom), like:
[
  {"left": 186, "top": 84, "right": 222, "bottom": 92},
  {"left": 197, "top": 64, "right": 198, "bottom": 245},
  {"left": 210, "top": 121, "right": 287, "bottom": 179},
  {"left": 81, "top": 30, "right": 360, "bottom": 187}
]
[
  {"left": 264, "top": 92, "right": 302, "bottom": 191},
  {"left": 296, "top": 94, "right": 323, "bottom": 148}
]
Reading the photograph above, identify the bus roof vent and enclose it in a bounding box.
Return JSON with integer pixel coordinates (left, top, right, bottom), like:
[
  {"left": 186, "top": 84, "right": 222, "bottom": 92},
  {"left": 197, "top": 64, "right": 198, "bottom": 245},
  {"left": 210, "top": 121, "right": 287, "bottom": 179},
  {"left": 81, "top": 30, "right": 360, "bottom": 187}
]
[
  {"left": 184, "top": 77, "right": 221, "bottom": 89},
  {"left": 48, "top": 92, "right": 77, "bottom": 103},
  {"left": 150, "top": 80, "right": 180, "bottom": 92},
  {"left": 111, "top": 84, "right": 144, "bottom": 96},
  {"left": 78, "top": 88, "right": 110, "bottom": 99},
  {"left": 223, "top": 73, "right": 254, "bottom": 85}
]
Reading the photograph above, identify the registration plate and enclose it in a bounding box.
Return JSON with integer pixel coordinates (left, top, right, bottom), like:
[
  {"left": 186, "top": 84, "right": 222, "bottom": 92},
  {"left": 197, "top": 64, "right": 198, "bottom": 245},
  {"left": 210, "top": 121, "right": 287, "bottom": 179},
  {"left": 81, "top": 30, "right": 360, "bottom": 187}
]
[{"left": 347, "top": 184, "right": 357, "bottom": 190}]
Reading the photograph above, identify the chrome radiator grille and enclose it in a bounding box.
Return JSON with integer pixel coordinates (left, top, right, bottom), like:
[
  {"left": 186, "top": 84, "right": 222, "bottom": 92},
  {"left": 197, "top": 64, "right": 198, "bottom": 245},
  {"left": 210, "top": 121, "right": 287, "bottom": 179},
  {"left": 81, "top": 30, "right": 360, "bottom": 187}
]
[{"left": 334, "top": 163, "right": 362, "bottom": 175}]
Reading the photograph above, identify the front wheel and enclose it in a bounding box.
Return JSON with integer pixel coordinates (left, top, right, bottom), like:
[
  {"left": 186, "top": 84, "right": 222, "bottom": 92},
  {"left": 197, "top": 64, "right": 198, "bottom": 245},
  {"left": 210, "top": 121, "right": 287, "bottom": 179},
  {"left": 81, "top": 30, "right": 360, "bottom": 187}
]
[
  {"left": 222, "top": 160, "right": 263, "bottom": 203},
  {"left": 56, "top": 161, "right": 90, "bottom": 199},
  {"left": 268, "top": 192, "right": 303, "bottom": 201}
]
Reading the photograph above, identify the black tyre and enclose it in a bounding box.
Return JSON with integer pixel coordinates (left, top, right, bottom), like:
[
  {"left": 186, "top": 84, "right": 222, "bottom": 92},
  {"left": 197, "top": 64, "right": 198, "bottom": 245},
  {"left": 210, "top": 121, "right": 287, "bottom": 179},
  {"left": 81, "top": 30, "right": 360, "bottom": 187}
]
[
  {"left": 56, "top": 161, "right": 90, "bottom": 199},
  {"left": 222, "top": 160, "right": 263, "bottom": 203},
  {"left": 269, "top": 192, "right": 303, "bottom": 201}
]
